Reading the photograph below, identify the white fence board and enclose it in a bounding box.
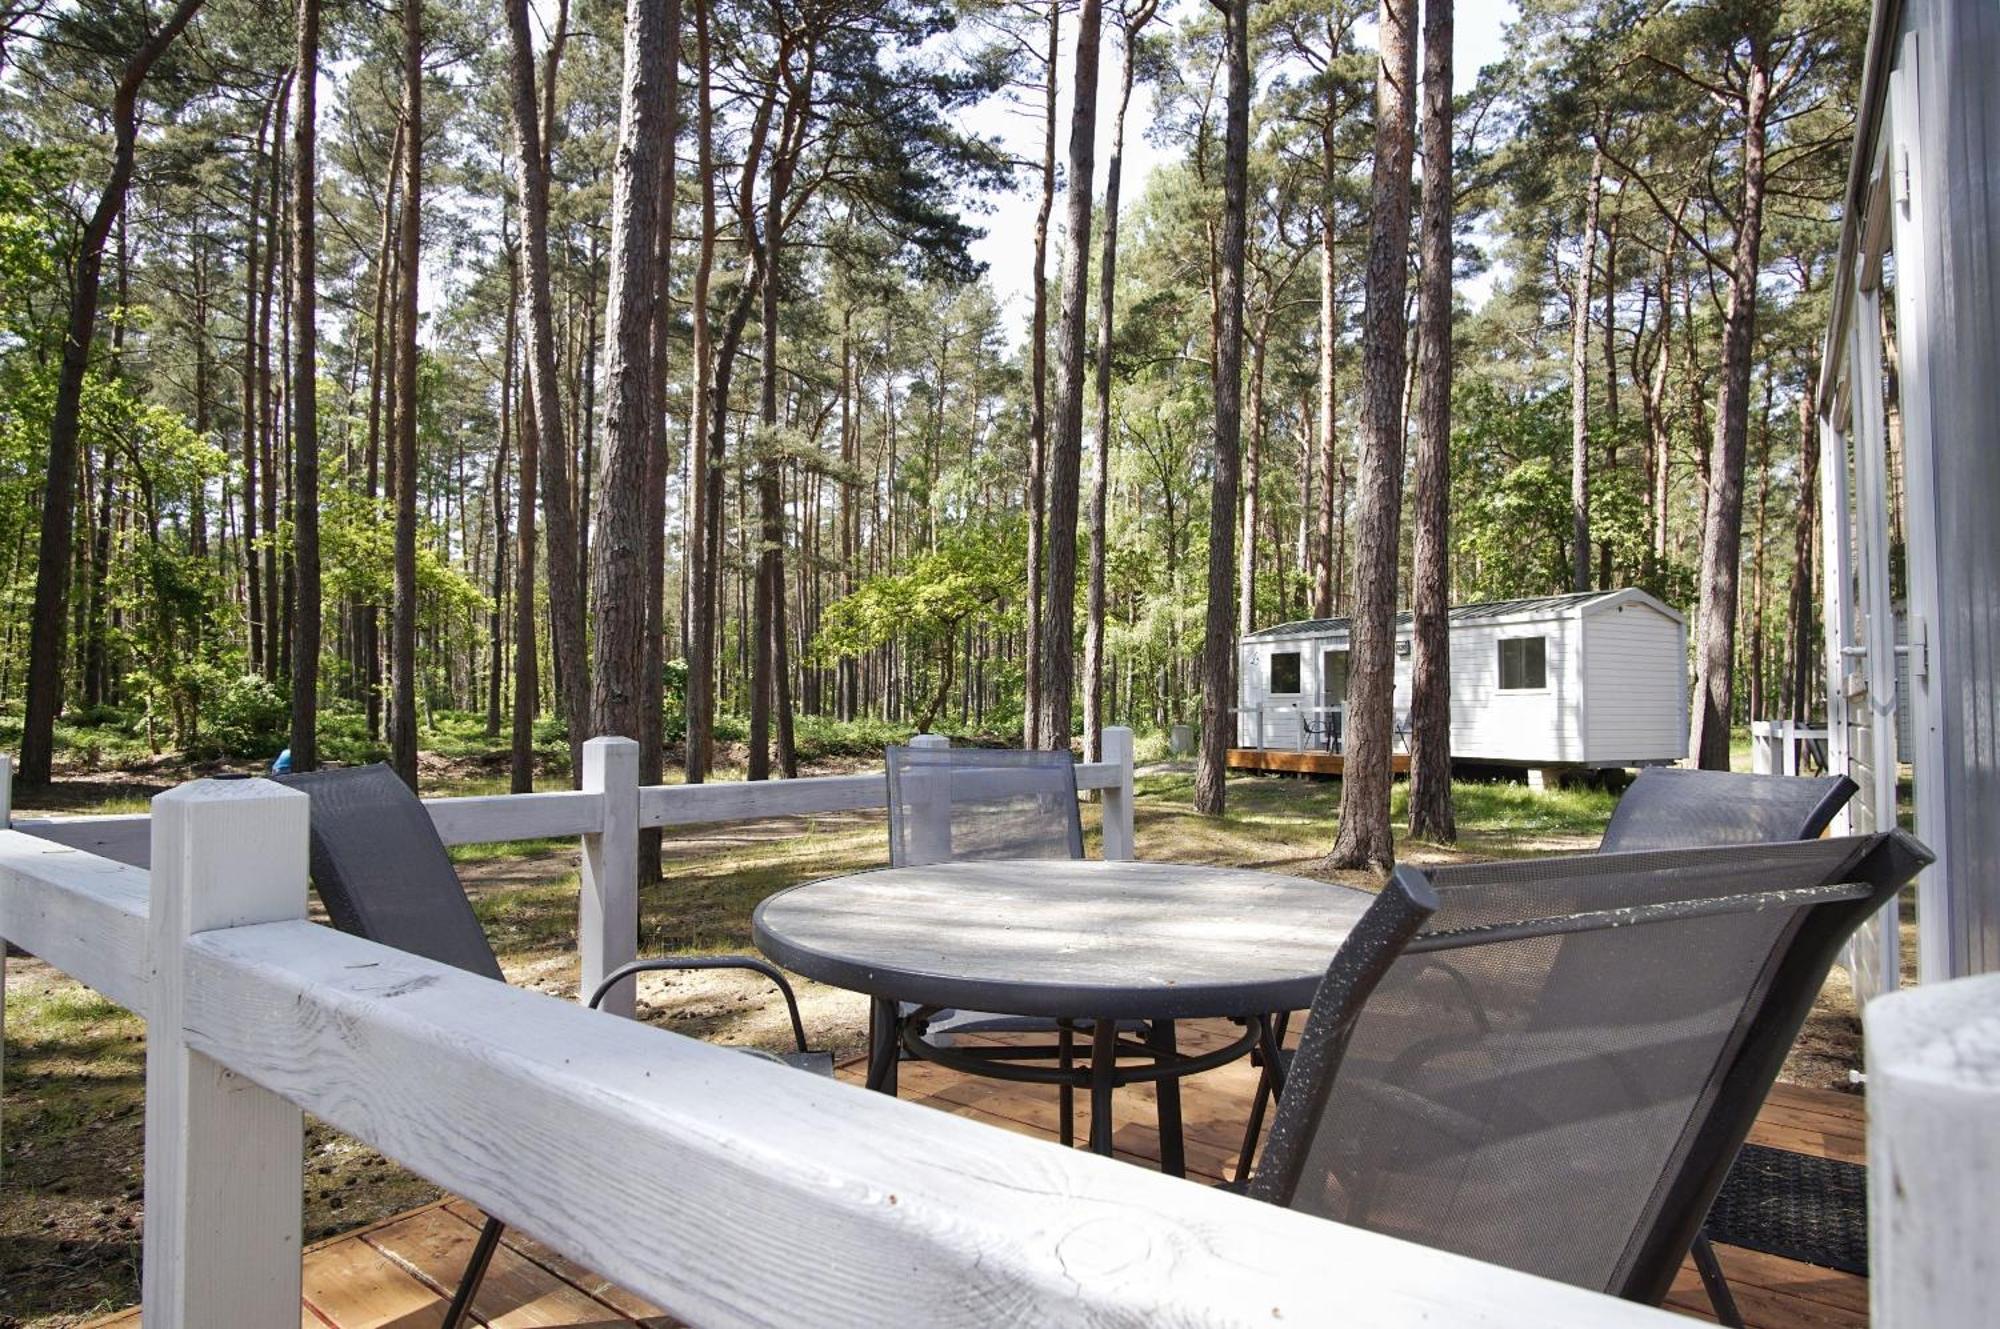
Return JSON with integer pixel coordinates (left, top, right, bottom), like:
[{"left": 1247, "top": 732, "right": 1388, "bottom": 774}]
[
  {"left": 424, "top": 789, "right": 604, "bottom": 845},
  {"left": 184, "top": 918, "right": 1678, "bottom": 1329},
  {"left": 0, "top": 828, "right": 152, "bottom": 1008}
]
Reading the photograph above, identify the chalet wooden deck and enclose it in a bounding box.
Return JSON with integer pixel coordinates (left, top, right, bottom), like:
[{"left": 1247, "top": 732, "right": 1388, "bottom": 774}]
[
  {"left": 1228, "top": 747, "right": 1411, "bottom": 776},
  {"left": 89, "top": 1025, "right": 1870, "bottom": 1329}
]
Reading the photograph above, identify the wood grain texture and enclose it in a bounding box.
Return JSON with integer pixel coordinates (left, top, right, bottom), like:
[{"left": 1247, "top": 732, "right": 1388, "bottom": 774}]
[
  {"left": 1865, "top": 972, "right": 2000, "bottom": 1329},
  {"left": 754, "top": 860, "right": 1372, "bottom": 1020},
  {"left": 179, "top": 919, "right": 1680, "bottom": 1328},
  {"left": 143, "top": 778, "right": 308, "bottom": 1328},
  {"left": 425, "top": 790, "right": 605, "bottom": 846},
  {"left": 1227, "top": 748, "right": 1411, "bottom": 776},
  {"left": 0, "top": 827, "right": 152, "bottom": 1007},
  {"left": 84, "top": 1031, "right": 1866, "bottom": 1329},
  {"left": 580, "top": 738, "right": 639, "bottom": 1017}
]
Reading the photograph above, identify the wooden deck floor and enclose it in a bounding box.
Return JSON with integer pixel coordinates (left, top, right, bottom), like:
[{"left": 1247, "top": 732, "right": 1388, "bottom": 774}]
[
  {"left": 1227, "top": 747, "right": 1411, "bottom": 776},
  {"left": 91, "top": 1025, "right": 1870, "bottom": 1328}
]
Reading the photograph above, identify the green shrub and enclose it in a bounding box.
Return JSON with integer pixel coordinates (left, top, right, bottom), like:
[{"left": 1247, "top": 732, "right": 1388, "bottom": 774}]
[{"left": 206, "top": 673, "right": 290, "bottom": 759}]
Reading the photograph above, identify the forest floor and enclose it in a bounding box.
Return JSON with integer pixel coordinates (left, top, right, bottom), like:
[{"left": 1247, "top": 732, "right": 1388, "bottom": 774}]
[{"left": 0, "top": 765, "right": 1889, "bottom": 1327}]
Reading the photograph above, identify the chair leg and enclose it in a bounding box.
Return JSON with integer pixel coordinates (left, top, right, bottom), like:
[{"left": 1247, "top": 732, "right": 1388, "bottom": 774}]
[
  {"left": 1691, "top": 1230, "right": 1745, "bottom": 1329},
  {"left": 1058, "top": 1022, "right": 1075, "bottom": 1148},
  {"left": 1233, "top": 1013, "right": 1290, "bottom": 1186},
  {"left": 440, "top": 1214, "right": 505, "bottom": 1329}
]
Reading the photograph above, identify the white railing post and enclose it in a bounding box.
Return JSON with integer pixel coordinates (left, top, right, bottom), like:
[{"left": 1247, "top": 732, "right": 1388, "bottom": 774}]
[
  {"left": 0, "top": 752, "right": 12, "bottom": 827},
  {"left": 581, "top": 736, "right": 640, "bottom": 1018},
  {"left": 908, "top": 732, "right": 952, "bottom": 864},
  {"left": 1866, "top": 972, "right": 2000, "bottom": 1329},
  {"left": 1100, "top": 726, "right": 1136, "bottom": 861},
  {"left": 144, "top": 777, "right": 308, "bottom": 1327}
]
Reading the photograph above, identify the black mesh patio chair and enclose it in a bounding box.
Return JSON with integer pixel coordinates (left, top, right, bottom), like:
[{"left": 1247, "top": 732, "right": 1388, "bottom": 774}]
[
  {"left": 884, "top": 743, "right": 1113, "bottom": 1142},
  {"left": 1598, "top": 766, "right": 1857, "bottom": 853},
  {"left": 1241, "top": 767, "right": 1860, "bottom": 1162},
  {"left": 1245, "top": 831, "right": 1929, "bottom": 1324},
  {"left": 885, "top": 744, "right": 1085, "bottom": 866},
  {"left": 277, "top": 764, "right": 830, "bottom": 1329}
]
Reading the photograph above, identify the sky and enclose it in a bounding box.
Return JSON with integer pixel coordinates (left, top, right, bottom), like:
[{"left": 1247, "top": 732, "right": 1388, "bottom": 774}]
[{"left": 961, "top": 0, "right": 1521, "bottom": 344}]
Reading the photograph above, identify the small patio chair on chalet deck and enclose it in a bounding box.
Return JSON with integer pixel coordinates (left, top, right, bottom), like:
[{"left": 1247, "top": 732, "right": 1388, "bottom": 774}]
[
  {"left": 1597, "top": 766, "right": 1857, "bottom": 853},
  {"left": 884, "top": 743, "right": 1111, "bottom": 1143},
  {"left": 1241, "top": 767, "right": 1860, "bottom": 1163},
  {"left": 276, "top": 764, "right": 831, "bottom": 1329},
  {"left": 1244, "top": 831, "right": 1930, "bottom": 1326}
]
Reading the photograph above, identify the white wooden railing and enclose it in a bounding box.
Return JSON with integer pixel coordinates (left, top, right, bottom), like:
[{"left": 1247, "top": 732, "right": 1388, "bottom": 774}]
[{"left": 0, "top": 744, "right": 1993, "bottom": 1325}]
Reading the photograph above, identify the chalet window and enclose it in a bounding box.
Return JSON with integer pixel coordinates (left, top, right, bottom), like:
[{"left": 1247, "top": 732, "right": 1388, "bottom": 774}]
[
  {"left": 1270, "top": 651, "right": 1302, "bottom": 694},
  {"left": 1499, "top": 636, "right": 1547, "bottom": 691}
]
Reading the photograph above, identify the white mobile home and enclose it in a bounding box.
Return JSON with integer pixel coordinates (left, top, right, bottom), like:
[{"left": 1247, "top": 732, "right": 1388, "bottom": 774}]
[{"left": 1235, "top": 589, "right": 1688, "bottom": 770}]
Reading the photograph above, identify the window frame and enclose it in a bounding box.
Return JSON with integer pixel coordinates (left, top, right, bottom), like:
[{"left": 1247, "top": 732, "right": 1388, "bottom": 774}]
[
  {"left": 1497, "top": 634, "right": 1549, "bottom": 693},
  {"left": 1268, "top": 650, "right": 1303, "bottom": 696}
]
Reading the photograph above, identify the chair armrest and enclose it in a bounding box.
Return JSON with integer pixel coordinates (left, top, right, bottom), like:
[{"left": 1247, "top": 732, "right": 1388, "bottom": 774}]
[{"left": 587, "top": 955, "right": 813, "bottom": 1053}]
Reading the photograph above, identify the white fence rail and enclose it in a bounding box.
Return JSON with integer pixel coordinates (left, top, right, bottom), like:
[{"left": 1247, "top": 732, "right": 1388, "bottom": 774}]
[{"left": 0, "top": 773, "right": 1689, "bottom": 1327}]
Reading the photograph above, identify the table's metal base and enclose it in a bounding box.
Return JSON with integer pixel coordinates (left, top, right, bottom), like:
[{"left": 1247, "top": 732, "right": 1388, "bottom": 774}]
[{"left": 863, "top": 998, "right": 1270, "bottom": 1176}]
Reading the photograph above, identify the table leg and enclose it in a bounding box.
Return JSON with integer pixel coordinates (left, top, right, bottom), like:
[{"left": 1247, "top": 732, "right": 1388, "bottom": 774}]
[
  {"left": 1149, "top": 1019, "right": 1186, "bottom": 1179},
  {"left": 1087, "top": 1019, "right": 1118, "bottom": 1157},
  {"left": 865, "top": 997, "right": 900, "bottom": 1096}
]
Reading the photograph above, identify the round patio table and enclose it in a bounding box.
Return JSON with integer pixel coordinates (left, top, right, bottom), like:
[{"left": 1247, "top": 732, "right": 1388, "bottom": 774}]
[{"left": 752, "top": 859, "right": 1373, "bottom": 1175}]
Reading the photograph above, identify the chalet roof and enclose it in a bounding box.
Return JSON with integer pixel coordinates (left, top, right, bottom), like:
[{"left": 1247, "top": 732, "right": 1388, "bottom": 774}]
[{"left": 1242, "top": 590, "right": 1629, "bottom": 642}]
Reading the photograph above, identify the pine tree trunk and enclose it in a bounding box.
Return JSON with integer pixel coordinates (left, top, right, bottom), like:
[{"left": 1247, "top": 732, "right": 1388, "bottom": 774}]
[
  {"left": 1570, "top": 145, "right": 1603, "bottom": 593},
  {"left": 638, "top": 0, "right": 681, "bottom": 873},
  {"left": 389, "top": 0, "right": 424, "bottom": 789},
  {"left": 1782, "top": 365, "right": 1818, "bottom": 721},
  {"left": 1326, "top": 0, "right": 1416, "bottom": 868},
  {"left": 589, "top": 0, "right": 672, "bottom": 750},
  {"left": 1023, "top": 0, "right": 1059, "bottom": 748},
  {"left": 489, "top": 249, "right": 518, "bottom": 740},
  {"left": 1313, "top": 121, "right": 1339, "bottom": 619},
  {"left": 1036, "top": 0, "right": 1103, "bottom": 752},
  {"left": 685, "top": 0, "right": 720, "bottom": 779},
  {"left": 753, "top": 73, "right": 807, "bottom": 780},
  {"left": 1689, "top": 56, "right": 1772, "bottom": 770},
  {"left": 289, "top": 0, "right": 322, "bottom": 770},
  {"left": 1193, "top": 0, "right": 1250, "bottom": 815},
  {"left": 18, "top": 0, "right": 205, "bottom": 786},
  {"left": 512, "top": 344, "right": 541, "bottom": 794},
  {"left": 1407, "top": 0, "right": 1454, "bottom": 843},
  {"left": 504, "top": 0, "right": 583, "bottom": 776},
  {"left": 241, "top": 92, "right": 275, "bottom": 684}
]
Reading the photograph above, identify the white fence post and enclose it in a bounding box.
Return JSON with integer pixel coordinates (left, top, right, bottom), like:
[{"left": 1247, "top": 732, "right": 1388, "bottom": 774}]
[
  {"left": 144, "top": 777, "right": 308, "bottom": 1327},
  {"left": 1866, "top": 972, "right": 2000, "bottom": 1329},
  {"left": 908, "top": 732, "right": 952, "bottom": 864},
  {"left": 581, "top": 736, "right": 640, "bottom": 1018},
  {"left": 0, "top": 752, "right": 12, "bottom": 827},
  {"left": 1100, "top": 726, "right": 1136, "bottom": 861}
]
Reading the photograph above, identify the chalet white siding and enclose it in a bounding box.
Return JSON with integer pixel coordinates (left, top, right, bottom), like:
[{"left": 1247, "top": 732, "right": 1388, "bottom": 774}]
[
  {"left": 1581, "top": 599, "right": 1689, "bottom": 764},
  {"left": 1237, "top": 590, "right": 1687, "bottom": 769}
]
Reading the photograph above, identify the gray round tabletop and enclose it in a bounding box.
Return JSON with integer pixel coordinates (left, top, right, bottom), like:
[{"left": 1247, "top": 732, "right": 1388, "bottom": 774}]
[{"left": 752, "top": 859, "right": 1373, "bottom": 1021}]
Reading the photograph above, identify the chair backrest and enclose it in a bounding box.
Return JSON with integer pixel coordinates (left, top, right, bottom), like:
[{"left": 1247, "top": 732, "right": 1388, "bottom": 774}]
[
  {"left": 276, "top": 764, "right": 504, "bottom": 981},
  {"left": 1598, "top": 767, "right": 1857, "bottom": 853},
  {"left": 1251, "top": 830, "right": 1930, "bottom": 1305},
  {"left": 884, "top": 745, "right": 1085, "bottom": 868}
]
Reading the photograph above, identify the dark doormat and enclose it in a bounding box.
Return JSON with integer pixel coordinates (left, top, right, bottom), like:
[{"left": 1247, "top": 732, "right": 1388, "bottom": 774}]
[{"left": 1705, "top": 1143, "right": 1869, "bottom": 1276}]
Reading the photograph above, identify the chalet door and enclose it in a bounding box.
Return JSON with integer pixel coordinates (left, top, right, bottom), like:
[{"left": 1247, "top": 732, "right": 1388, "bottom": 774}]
[
  {"left": 1322, "top": 651, "right": 1349, "bottom": 751},
  {"left": 1322, "top": 650, "right": 1349, "bottom": 703}
]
